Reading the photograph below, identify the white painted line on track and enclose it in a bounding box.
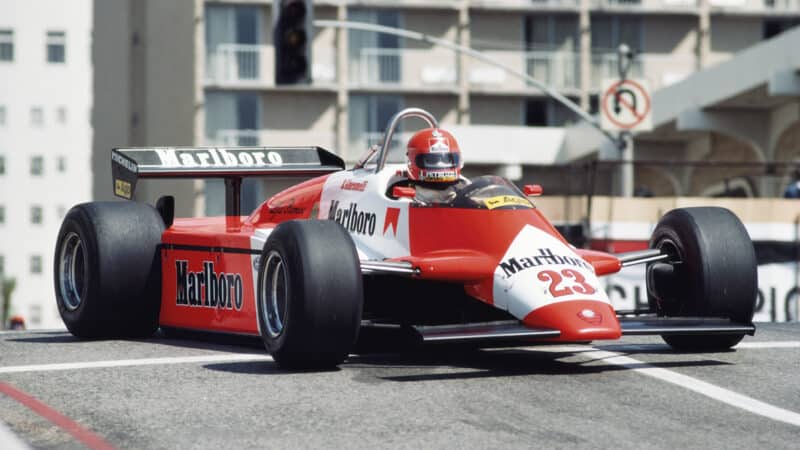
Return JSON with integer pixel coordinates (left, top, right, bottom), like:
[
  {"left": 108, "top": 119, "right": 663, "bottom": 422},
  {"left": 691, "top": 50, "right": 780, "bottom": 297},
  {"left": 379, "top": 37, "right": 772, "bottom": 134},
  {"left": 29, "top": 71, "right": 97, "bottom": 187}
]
[
  {"left": 735, "top": 341, "right": 800, "bottom": 349},
  {"left": 0, "top": 353, "right": 272, "bottom": 374},
  {"left": 0, "top": 420, "right": 30, "bottom": 450},
  {"left": 532, "top": 345, "right": 800, "bottom": 427}
]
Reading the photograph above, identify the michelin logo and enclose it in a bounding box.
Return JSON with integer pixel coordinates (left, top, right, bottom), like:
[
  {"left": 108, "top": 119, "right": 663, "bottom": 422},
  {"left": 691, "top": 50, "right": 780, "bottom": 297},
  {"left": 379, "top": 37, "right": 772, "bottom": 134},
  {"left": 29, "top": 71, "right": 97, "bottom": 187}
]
[{"left": 112, "top": 152, "right": 138, "bottom": 173}]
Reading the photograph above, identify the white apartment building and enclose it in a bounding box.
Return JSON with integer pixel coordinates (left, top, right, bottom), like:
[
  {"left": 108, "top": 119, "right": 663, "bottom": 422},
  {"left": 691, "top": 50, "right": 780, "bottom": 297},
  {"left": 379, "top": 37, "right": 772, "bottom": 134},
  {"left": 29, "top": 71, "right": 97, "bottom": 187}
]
[
  {"left": 91, "top": 0, "right": 800, "bottom": 216},
  {"left": 0, "top": 0, "right": 93, "bottom": 329}
]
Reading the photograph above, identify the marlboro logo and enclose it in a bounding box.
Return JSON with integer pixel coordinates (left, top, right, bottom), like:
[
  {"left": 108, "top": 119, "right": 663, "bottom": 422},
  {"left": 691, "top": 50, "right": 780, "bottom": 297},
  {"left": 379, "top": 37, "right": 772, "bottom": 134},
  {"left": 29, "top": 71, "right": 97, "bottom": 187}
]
[{"left": 154, "top": 148, "right": 284, "bottom": 168}]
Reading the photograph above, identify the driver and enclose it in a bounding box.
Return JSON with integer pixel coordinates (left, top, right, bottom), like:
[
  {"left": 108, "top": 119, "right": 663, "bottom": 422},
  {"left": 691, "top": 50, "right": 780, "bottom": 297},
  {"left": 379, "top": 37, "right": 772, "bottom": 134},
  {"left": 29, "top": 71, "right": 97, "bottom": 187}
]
[{"left": 403, "top": 127, "right": 469, "bottom": 204}]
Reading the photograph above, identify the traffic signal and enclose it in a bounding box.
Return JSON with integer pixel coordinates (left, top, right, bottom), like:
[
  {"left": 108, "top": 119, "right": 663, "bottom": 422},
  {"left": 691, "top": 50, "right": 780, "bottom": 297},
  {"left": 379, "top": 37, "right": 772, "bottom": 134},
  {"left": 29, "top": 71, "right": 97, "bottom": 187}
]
[{"left": 274, "top": 0, "right": 312, "bottom": 85}]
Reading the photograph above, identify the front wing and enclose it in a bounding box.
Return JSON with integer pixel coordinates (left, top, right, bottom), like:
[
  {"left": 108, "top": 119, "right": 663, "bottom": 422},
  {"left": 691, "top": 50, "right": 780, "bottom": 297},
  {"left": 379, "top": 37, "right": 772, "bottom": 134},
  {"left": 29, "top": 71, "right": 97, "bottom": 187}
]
[{"left": 412, "top": 316, "right": 755, "bottom": 345}]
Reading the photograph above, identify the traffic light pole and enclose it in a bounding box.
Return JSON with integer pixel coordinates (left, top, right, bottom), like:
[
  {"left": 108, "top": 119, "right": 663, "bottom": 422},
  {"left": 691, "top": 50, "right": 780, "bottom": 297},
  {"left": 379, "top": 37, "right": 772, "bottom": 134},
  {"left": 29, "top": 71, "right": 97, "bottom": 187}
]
[{"left": 313, "top": 19, "right": 621, "bottom": 148}]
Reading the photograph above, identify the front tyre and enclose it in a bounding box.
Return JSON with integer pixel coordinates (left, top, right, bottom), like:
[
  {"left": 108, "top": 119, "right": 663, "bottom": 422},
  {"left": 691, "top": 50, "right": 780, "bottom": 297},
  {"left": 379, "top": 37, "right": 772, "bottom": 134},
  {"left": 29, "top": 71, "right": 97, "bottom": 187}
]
[
  {"left": 647, "top": 207, "right": 757, "bottom": 351},
  {"left": 256, "top": 220, "right": 363, "bottom": 369},
  {"left": 54, "top": 202, "right": 164, "bottom": 338}
]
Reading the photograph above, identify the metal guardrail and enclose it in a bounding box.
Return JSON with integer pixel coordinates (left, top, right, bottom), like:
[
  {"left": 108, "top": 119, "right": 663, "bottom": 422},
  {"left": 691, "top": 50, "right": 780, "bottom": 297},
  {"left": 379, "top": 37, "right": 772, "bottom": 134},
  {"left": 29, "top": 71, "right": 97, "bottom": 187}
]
[
  {"left": 353, "top": 48, "right": 403, "bottom": 86},
  {"left": 591, "top": 51, "right": 696, "bottom": 90},
  {"left": 709, "top": 0, "right": 800, "bottom": 12},
  {"left": 214, "top": 129, "right": 262, "bottom": 147},
  {"left": 592, "top": 0, "right": 698, "bottom": 8},
  {"left": 206, "top": 44, "right": 266, "bottom": 84},
  {"left": 517, "top": 160, "right": 800, "bottom": 198}
]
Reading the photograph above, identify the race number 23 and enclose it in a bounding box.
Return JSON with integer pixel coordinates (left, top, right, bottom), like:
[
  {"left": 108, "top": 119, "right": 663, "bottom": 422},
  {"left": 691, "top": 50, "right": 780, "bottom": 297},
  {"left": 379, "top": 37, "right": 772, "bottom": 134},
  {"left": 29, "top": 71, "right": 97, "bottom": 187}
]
[{"left": 537, "top": 269, "right": 596, "bottom": 297}]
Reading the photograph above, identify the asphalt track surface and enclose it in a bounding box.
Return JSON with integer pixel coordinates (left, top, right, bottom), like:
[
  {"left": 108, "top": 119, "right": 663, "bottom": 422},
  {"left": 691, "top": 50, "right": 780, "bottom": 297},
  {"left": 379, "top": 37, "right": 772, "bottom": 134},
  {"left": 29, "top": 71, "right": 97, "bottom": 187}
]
[{"left": 1, "top": 324, "right": 798, "bottom": 449}]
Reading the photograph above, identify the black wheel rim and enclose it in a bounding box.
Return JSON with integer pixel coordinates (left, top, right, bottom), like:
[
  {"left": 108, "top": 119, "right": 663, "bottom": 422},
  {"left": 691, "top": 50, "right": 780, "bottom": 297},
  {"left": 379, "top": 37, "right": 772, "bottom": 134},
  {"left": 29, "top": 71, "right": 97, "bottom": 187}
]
[
  {"left": 58, "top": 232, "right": 86, "bottom": 311},
  {"left": 261, "top": 250, "right": 288, "bottom": 338}
]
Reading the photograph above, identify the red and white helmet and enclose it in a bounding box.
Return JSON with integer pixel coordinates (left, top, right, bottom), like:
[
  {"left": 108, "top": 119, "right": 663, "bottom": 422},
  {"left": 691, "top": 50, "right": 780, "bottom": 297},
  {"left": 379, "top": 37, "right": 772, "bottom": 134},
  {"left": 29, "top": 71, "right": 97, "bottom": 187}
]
[{"left": 406, "top": 128, "right": 462, "bottom": 183}]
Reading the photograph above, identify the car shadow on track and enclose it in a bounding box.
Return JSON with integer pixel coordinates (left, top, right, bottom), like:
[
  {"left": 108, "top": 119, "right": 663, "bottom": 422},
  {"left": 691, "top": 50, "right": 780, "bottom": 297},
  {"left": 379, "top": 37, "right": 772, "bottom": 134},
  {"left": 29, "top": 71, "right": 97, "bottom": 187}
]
[
  {"left": 7, "top": 330, "right": 266, "bottom": 355},
  {"left": 344, "top": 346, "right": 733, "bottom": 382},
  {"left": 7, "top": 334, "right": 82, "bottom": 344},
  {"left": 199, "top": 345, "right": 732, "bottom": 380}
]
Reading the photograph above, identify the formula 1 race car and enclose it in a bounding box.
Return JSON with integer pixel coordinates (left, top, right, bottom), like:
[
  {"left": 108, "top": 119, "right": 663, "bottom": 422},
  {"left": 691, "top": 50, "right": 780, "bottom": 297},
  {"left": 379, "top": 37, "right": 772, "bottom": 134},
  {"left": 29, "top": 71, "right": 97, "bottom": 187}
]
[{"left": 54, "top": 108, "right": 757, "bottom": 369}]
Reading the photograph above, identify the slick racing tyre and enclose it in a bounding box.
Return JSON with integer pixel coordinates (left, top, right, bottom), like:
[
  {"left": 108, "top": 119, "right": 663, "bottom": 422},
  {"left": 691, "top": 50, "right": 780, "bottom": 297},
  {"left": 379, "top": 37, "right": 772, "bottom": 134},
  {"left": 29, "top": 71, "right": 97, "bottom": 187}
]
[
  {"left": 54, "top": 202, "right": 165, "bottom": 338},
  {"left": 257, "top": 220, "right": 363, "bottom": 369},
  {"left": 647, "top": 207, "right": 757, "bottom": 351}
]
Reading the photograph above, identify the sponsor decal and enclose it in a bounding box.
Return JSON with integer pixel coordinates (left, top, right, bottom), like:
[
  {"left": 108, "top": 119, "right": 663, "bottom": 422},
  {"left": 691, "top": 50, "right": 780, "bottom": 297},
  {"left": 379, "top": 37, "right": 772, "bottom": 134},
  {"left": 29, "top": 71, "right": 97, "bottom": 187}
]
[
  {"left": 329, "top": 200, "right": 377, "bottom": 236},
  {"left": 341, "top": 179, "right": 368, "bottom": 191},
  {"left": 428, "top": 137, "right": 450, "bottom": 153},
  {"left": 114, "top": 179, "right": 132, "bottom": 199},
  {"left": 175, "top": 260, "right": 244, "bottom": 310},
  {"left": 499, "top": 248, "right": 593, "bottom": 278},
  {"left": 483, "top": 195, "right": 532, "bottom": 210},
  {"left": 578, "top": 308, "right": 603, "bottom": 325},
  {"left": 420, "top": 169, "right": 457, "bottom": 182},
  {"left": 493, "top": 226, "right": 609, "bottom": 318},
  {"left": 112, "top": 152, "right": 138, "bottom": 173},
  {"left": 154, "top": 148, "right": 284, "bottom": 168},
  {"left": 383, "top": 207, "right": 400, "bottom": 236},
  {"left": 268, "top": 197, "right": 304, "bottom": 215}
]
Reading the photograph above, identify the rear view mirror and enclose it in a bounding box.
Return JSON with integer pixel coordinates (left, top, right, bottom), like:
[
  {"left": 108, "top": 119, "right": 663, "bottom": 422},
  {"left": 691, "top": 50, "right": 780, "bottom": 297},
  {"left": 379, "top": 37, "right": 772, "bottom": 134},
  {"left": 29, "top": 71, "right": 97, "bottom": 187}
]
[
  {"left": 393, "top": 186, "right": 416, "bottom": 199},
  {"left": 523, "top": 184, "right": 543, "bottom": 196}
]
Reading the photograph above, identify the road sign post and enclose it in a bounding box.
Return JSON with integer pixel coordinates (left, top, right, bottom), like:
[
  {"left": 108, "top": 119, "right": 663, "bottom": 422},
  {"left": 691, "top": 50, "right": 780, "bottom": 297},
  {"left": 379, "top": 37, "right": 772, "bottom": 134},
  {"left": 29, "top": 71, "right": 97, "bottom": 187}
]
[{"left": 598, "top": 44, "right": 654, "bottom": 197}]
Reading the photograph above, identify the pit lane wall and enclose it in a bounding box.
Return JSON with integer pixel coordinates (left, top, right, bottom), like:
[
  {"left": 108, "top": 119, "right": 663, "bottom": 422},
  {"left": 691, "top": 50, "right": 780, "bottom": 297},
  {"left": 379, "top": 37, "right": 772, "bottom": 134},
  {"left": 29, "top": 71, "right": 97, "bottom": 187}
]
[{"left": 537, "top": 196, "right": 800, "bottom": 322}]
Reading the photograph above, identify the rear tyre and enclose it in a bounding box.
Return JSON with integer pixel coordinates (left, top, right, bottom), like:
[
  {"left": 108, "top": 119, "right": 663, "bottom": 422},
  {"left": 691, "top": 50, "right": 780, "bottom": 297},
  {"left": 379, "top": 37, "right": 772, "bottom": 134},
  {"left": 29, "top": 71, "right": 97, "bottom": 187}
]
[
  {"left": 256, "top": 220, "right": 363, "bottom": 369},
  {"left": 647, "top": 207, "right": 757, "bottom": 351},
  {"left": 54, "top": 202, "right": 164, "bottom": 338}
]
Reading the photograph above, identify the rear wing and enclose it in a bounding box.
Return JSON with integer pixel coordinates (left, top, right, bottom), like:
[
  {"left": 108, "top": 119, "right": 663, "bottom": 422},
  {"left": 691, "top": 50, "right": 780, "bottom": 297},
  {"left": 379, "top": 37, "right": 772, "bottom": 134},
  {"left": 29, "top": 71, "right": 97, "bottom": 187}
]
[{"left": 112, "top": 146, "right": 344, "bottom": 215}]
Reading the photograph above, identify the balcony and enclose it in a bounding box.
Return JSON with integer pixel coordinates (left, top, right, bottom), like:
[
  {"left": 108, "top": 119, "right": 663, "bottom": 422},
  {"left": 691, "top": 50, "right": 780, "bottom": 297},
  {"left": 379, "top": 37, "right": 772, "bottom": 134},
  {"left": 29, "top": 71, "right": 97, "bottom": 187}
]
[
  {"left": 709, "top": 0, "right": 800, "bottom": 13},
  {"left": 592, "top": 0, "right": 698, "bottom": 11},
  {"left": 591, "top": 51, "right": 696, "bottom": 91},
  {"left": 211, "top": 129, "right": 336, "bottom": 150},
  {"left": 471, "top": 0, "right": 581, "bottom": 8},
  {"left": 205, "top": 44, "right": 270, "bottom": 86},
  {"left": 205, "top": 44, "right": 337, "bottom": 87},
  {"left": 349, "top": 48, "right": 458, "bottom": 90},
  {"left": 525, "top": 50, "right": 581, "bottom": 91}
]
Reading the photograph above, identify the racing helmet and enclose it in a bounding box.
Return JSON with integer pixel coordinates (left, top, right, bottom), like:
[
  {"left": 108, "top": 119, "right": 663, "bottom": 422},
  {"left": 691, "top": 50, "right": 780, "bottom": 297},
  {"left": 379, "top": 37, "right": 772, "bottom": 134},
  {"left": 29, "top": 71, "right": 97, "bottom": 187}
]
[{"left": 406, "top": 128, "right": 462, "bottom": 184}]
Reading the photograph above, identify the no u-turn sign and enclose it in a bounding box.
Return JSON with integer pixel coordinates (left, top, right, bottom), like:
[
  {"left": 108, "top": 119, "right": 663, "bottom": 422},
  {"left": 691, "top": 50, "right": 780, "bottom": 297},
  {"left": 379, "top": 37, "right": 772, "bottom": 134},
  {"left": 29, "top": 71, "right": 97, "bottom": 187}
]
[{"left": 600, "top": 79, "right": 652, "bottom": 132}]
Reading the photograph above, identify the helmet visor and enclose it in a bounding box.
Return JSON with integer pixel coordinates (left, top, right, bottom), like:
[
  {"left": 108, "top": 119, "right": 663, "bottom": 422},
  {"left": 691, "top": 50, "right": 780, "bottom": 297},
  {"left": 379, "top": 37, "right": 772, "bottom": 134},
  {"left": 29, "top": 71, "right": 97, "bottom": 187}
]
[{"left": 415, "top": 152, "right": 460, "bottom": 169}]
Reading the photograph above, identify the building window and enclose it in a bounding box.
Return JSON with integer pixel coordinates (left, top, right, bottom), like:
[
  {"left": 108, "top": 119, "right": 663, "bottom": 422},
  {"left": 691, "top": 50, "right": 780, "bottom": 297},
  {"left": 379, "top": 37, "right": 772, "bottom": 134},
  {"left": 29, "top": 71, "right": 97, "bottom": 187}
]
[
  {"left": 46, "top": 31, "right": 66, "bottom": 63},
  {"left": 31, "top": 107, "right": 44, "bottom": 126},
  {"left": 57, "top": 156, "right": 67, "bottom": 172},
  {"left": 0, "top": 105, "right": 6, "bottom": 125},
  {"left": 0, "top": 30, "right": 13, "bottom": 62},
  {"left": 31, "top": 205, "right": 43, "bottom": 224},
  {"left": 349, "top": 94, "right": 404, "bottom": 159},
  {"left": 0, "top": 155, "right": 5, "bottom": 174},
  {"left": 524, "top": 16, "right": 579, "bottom": 90},
  {"left": 0, "top": 255, "right": 4, "bottom": 274},
  {"left": 205, "top": 6, "right": 261, "bottom": 82},
  {"left": 30, "top": 156, "right": 44, "bottom": 175},
  {"left": 30, "top": 255, "right": 42, "bottom": 274},
  {"left": 590, "top": 15, "right": 643, "bottom": 89},
  {"left": 348, "top": 9, "right": 402, "bottom": 85},
  {"left": 0, "top": 205, "right": 4, "bottom": 224},
  {"left": 56, "top": 106, "right": 67, "bottom": 124},
  {"left": 525, "top": 97, "right": 580, "bottom": 127},
  {"left": 204, "top": 91, "right": 261, "bottom": 145}
]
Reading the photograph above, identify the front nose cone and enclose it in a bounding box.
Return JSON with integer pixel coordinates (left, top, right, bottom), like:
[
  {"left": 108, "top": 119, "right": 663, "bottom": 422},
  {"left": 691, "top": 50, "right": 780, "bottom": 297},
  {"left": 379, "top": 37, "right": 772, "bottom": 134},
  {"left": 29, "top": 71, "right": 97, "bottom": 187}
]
[{"left": 522, "top": 301, "right": 621, "bottom": 341}]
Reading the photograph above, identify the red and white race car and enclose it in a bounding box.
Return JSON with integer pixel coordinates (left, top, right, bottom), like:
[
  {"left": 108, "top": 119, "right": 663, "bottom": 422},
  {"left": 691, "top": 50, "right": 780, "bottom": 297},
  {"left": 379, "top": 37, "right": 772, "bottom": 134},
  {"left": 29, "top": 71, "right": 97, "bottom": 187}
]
[{"left": 54, "top": 108, "right": 757, "bottom": 369}]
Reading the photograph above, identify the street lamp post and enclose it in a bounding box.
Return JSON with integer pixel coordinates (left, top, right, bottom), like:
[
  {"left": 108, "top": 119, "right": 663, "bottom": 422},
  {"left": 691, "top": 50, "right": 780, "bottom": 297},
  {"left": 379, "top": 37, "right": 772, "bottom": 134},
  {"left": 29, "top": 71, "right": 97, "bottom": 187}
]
[{"left": 617, "top": 43, "right": 636, "bottom": 197}]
